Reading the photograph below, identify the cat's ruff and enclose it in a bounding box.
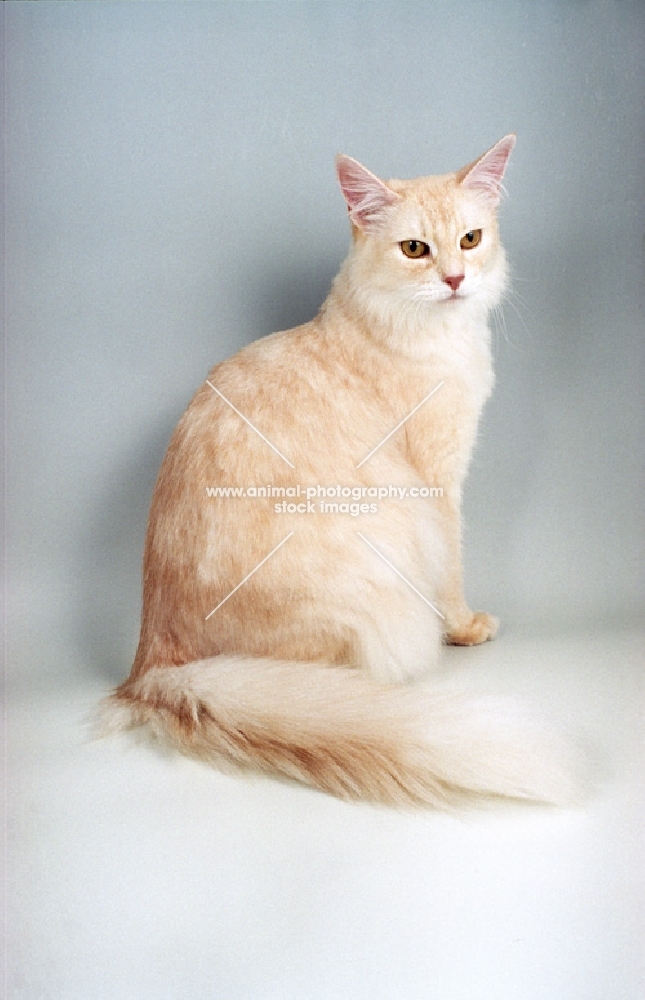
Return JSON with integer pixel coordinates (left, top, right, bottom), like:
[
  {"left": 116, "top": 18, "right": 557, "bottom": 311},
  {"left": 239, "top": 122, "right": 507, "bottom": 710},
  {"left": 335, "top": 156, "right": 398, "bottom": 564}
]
[{"left": 100, "top": 136, "right": 582, "bottom": 808}]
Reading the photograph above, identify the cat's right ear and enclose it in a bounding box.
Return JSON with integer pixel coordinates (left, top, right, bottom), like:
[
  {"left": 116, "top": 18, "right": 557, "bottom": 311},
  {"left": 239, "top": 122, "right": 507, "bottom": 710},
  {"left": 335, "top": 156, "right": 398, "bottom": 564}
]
[{"left": 335, "top": 155, "right": 400, "bottom": 230}]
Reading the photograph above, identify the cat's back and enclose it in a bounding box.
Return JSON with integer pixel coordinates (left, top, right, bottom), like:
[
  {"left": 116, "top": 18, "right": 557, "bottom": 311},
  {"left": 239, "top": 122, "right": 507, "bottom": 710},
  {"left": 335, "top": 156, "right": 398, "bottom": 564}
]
[
  {"left": 158, "top": 316, "right": 353, "bottom": 483},
  {"left": 201, "top": 315, "right": 342, "bottom": 412},
  {"left": 158, "top": 308, "right": 422, "bottom": 497}
]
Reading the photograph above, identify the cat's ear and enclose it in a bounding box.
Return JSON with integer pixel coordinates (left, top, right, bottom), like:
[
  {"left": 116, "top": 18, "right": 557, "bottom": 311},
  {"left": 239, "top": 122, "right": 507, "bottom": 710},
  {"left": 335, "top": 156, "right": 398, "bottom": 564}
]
[
  {"left": 335, "top": 155, "right": 400, "bottom": 230},
  {"left": 457, "top": 134, "right": 516, "bottom": 208}
]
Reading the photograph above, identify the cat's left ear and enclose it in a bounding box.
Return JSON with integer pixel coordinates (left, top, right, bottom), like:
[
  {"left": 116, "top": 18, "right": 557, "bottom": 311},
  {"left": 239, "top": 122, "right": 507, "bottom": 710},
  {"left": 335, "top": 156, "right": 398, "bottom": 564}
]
[
  {"left": 457, "top": 134, "right": 516, "bottom": 208},
  {"left": 335, "top": 155, "right": 400, "bottom": 230}
]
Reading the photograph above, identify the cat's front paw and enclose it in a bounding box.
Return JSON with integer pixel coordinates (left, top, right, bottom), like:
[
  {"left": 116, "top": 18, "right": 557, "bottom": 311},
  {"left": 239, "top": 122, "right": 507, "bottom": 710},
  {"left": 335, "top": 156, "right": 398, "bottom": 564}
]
[{"left": 445, "top": 611, "right": 499, "bottom": 646}]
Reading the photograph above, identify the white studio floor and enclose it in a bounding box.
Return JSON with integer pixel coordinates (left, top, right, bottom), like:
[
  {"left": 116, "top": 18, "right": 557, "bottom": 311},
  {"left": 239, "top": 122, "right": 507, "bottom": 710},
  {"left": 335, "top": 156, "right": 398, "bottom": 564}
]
[{"left": 6, "top": 623, "right": 645, "bottom": 1000}]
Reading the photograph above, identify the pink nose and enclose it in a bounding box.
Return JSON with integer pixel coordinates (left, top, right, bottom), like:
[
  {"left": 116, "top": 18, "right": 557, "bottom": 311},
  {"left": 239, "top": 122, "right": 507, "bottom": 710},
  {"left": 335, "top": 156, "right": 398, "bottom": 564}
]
[{"left": 443, "top": 274, "right": 465, "bottom": 292}]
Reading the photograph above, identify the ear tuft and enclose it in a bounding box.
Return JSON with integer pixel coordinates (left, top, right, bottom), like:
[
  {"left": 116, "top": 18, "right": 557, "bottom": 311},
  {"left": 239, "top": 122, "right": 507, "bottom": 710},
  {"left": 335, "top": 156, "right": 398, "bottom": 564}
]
[
  {"left": 458, "top": 134, "right": 516, "bottom": 208},
  {"left": 335, "top": 155, "right": 400, "bottom": 230}
]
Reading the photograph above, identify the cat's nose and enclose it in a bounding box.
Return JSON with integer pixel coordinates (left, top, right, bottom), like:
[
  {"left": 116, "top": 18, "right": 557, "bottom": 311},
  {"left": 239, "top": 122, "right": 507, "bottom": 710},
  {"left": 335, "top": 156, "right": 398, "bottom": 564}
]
[{"left": 443, "top": 274, "right": 465, "bottom": 292}]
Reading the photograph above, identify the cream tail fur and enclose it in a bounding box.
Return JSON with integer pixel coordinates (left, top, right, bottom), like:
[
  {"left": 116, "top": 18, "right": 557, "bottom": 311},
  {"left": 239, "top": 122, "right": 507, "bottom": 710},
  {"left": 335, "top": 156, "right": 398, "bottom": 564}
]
[
  {"left": 100, "top": 136, "right": 583, "bottom": 808},
  {"left": 102, "top": 657, "right": 581, "bottom": 807}
]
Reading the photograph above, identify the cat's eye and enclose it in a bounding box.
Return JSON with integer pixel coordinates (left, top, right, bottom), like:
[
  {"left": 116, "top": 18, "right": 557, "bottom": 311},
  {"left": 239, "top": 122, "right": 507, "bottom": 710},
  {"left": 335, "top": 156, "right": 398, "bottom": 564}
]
[
  {"left": 400, "top": 240, "right": 430, "bottom": 259},
  {"left": 460, "top": 229, "right": 482, "bottom": 250}
]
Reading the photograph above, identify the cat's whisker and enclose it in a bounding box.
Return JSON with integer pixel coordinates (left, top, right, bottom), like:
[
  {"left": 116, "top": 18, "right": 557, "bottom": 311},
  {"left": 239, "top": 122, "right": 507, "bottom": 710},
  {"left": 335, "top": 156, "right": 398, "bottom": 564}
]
[
  {"left": 491, "top": 303, "right": 507, "bottom": 348},
  {"left": 507, "top": 289, "right": 533, "bottom": 325},
  {"left": 499, "top": 287, "right": 531, "bottom": 346}
]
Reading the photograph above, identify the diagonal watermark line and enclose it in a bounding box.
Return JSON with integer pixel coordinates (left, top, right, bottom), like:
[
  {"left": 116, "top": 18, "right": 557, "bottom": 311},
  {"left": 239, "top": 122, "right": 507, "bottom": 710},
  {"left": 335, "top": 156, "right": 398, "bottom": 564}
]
[
  {"left": 205, "top": 531, "right": 295, "bottom": 620},
  {"left": 355, "top": 381, "right": 445, "bottom": 469},
  {"left": 206, "top": 380, "right": 295, "bottom": 468},
  {"left": 356, "top": 531, "right": 445, "bottom": 620}
]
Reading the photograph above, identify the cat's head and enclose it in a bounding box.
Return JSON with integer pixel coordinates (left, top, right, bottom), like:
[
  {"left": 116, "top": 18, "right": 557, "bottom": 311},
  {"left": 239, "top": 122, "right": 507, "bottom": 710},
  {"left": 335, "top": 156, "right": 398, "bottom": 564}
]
[{"left": 335, "top": 136, "right": 515, "bottom": 333}]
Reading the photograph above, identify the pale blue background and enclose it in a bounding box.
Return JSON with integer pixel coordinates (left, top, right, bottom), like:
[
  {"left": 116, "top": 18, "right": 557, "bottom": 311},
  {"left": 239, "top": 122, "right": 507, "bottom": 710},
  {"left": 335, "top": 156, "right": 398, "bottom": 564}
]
[{"left": 5, "top": 3, "right": 645, "bottom": 998}]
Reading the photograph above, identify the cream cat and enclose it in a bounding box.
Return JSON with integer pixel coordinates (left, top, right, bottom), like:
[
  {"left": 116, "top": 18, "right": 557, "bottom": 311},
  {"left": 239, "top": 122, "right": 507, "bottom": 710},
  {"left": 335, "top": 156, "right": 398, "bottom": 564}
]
[{"left": 101, "top": 136, "right": 579, "bottom": 807}]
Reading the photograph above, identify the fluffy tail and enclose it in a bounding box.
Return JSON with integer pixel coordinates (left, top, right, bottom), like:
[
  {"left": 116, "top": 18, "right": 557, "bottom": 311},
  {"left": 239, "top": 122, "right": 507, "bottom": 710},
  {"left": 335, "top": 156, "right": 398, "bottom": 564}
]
[{"left": 99, "top": 656, "right": 582, "bottom": 808}]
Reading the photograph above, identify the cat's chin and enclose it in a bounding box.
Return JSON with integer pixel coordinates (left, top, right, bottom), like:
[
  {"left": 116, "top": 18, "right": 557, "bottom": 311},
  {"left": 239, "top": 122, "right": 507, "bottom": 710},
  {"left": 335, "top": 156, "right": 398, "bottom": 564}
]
[
  {"left": 438, "top": 291, "right": 470, "bottom": 305},
  {"left": 413, "top": 291, "right": 469, "bottom": 305},
  {"left": 438, "top": 289, "right": 498, "bottom": 309}
]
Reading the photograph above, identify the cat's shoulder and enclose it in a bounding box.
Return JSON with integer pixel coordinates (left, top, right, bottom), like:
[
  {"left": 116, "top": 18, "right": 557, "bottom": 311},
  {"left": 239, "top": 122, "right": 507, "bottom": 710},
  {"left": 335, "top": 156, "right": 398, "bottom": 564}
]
[{"left": 201, "top": 320, "right": 323, "bottom": 403}]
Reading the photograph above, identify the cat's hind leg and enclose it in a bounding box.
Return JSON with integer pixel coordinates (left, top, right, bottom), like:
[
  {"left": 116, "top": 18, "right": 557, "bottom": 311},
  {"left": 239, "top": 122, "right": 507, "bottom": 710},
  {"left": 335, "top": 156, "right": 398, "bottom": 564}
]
[{"left": 351, "top": 593, "right": 443, "bottom": 684}]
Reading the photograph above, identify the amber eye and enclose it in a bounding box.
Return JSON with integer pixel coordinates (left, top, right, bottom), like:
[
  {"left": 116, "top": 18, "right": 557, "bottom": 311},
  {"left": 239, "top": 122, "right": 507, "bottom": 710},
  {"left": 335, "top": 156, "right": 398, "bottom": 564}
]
[
  {"left": 460, "top": 229, "right": 482, "bottom": 250},
  {"left": 400, "top": 239, "right": 430, "bottom": 259}
]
